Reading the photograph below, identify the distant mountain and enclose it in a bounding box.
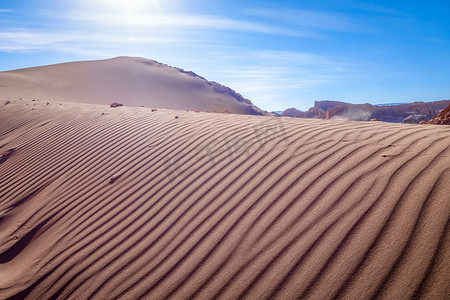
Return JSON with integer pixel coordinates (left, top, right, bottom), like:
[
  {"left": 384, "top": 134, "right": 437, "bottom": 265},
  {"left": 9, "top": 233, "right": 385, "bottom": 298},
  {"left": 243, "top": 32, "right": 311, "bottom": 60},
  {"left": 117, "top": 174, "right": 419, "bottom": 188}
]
[
  {"left": 0, "top": 56, "right": 266, "bottom": 115},
  {"left": 281, "top": 100, "right": 450, "bottom": 124},
  {"left": 374, "top": 102, "right": 408, "bottom": 106}
]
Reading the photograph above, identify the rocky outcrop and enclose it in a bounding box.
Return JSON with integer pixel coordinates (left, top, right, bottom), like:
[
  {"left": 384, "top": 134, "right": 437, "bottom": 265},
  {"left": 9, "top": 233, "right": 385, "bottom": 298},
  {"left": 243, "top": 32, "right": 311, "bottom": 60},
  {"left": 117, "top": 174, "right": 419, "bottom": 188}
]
[
  {"left": 371, "top": 109, "right": 408, "bottom": 123},
  {"left": 402, "top": 114, "right": 432, "bottom": 124},
  {"left": 313, "top": 100, "right": 349, "bottom": 112},
  {"left": 281, "top": 107, "right": 326, "bottom": 119},
  {"left": 281, "top": 100, "right": 450, "bottom": 124},
  {"left": 175, "top": 66, "right": 265, "bottom": 114},
  {"left": 110, "top": 102, "right": 123, "bottom": 108},
  {"left": 427, "top": 104, "right": 450, "bottom": 125},
  {"left": 281, "top": 108, "right": 308, "bottom": 118},
  {"left": 306, "top": 107, "right": 327, "bottom": 119}
]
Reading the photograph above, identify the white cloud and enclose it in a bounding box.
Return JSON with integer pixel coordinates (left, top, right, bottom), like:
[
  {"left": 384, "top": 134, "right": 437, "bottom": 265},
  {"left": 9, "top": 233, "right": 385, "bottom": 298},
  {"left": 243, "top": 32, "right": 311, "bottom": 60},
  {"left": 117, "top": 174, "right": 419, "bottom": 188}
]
[
  {"left": 0, "top": 8, "right": 362, "bottom": 111},
  {"left": 0, "top": 29, "right": 186, "bottom": 52},
  {"left": 0, "top": 31, "right": 69, "bottom": 51},
  {"left": 61, "top": 11, "right": 318, "bottom": 37},
  {"left": 189, "top": 49, "right": 354, "bottom": 111}
]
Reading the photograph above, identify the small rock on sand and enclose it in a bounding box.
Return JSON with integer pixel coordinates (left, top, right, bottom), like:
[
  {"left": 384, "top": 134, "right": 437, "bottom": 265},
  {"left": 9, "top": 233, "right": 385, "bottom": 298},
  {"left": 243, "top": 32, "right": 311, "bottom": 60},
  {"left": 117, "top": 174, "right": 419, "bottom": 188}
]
[
  {"left": 110, "top": 102, "right": 123, "bottom": 108},
  {"left": 2, "top": 148, "right": 15, "bottom": 157}
]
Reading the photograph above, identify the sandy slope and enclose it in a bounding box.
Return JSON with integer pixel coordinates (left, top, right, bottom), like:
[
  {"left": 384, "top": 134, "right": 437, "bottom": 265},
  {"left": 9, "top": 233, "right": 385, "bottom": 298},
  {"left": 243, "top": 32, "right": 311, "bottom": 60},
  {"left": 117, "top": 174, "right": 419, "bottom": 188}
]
[
  {"left": 0, "top": 57, "right": 263, "bottom": 115},
  {"left": 0, "top": 99, "right": 449, "bottom": 299}
]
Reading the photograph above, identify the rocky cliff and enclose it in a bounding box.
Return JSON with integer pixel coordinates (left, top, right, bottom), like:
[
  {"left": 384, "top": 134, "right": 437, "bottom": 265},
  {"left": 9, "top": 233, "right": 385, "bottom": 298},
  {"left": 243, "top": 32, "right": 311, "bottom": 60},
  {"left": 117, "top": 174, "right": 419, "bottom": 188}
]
[
  {"left": 281, "top": 100, "right": 450, "bottom": 124},
  {"left": 426, "top": 104, "right": 450, "bottom": 125}
]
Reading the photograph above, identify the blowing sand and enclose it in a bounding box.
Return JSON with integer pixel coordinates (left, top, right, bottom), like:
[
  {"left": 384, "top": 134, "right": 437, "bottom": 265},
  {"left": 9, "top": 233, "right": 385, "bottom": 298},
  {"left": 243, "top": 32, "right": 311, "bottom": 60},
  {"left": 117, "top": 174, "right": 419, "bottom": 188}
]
[{"left": 0, "top": 99, "right": 449, "bottom": 299}]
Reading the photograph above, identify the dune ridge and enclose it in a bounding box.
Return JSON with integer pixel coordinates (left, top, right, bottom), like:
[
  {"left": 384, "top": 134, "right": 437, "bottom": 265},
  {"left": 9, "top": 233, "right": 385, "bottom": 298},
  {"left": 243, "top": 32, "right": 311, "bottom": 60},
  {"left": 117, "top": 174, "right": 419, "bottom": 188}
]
[
  {"left": 0, "top": 99, "right": 449, "bottom": 299},
  {"left": 0, "top": 57, "right": 265, "bottom": 115}
]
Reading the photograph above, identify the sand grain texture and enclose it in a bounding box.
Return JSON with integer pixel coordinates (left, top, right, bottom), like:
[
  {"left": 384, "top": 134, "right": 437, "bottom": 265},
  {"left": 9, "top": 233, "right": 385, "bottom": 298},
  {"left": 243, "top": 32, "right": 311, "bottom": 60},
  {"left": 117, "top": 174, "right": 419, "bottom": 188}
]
[{"left": 0, "top": 99, "right": 449, "bottom": 299}]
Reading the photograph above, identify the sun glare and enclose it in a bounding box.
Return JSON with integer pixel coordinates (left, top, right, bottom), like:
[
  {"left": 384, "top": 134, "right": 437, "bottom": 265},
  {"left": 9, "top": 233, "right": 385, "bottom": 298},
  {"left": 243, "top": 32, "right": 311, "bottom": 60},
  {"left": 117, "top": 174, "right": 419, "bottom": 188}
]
[{"left": 86, "top": 0, "right": 163, "bottom": 13}]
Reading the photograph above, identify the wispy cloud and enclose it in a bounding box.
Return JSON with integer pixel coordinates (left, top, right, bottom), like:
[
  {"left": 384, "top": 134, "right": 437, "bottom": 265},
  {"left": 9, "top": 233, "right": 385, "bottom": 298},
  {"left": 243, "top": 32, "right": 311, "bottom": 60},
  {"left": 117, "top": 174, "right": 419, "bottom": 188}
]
[
  {"left": 0, "top": 8, "right": 338, "bottom": 55},
  {"left": 61, "top": 11, "right": 318, "bottom": 37},
  {"left": 0, "top": 29, "right": 186, "bottom": 52},
  {"left": 0, "top": 30, "right": 69, "bottom": 51},
  {"left": 190, "top": 50, "right": 355, "bottom": 110},
  {"left": 0, "top": 9, "right": 13, "bottom": 13},
  {"left": 0, "top": 7, "right": 371, "bottom": 110},
  {"left": 60, "top": 8, "right": 364, "bottom": 36},
  {"left": 245, "top": 8, "right": 363, "bottom": 32},
  {"left": 248, "top": 51, "right": 351, "bottom": 71}
]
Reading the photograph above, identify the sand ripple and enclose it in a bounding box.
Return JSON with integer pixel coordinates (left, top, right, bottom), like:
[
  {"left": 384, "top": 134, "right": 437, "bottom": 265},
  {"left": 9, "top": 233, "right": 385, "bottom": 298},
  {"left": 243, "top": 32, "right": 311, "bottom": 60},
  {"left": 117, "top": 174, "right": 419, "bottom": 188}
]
[{"left": 1, "top": 101, "right": 449, "bottom": 299}]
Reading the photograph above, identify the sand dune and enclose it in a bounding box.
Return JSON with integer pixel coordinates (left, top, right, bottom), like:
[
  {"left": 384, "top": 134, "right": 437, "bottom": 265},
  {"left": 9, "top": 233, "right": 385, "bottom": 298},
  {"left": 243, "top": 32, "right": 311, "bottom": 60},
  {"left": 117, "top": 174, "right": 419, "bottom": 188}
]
[
  {"left": 0, "top": 57, "right": 264, "bottom": 115},
  {"left": 0, "top": 99, "right": 449, "bottom": 299}
]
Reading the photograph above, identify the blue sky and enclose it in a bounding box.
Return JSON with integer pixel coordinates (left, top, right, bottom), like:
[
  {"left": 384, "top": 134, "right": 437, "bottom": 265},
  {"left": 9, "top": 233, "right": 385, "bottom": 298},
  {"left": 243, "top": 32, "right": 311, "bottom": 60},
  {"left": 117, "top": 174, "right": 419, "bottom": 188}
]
[{"left": 1, "top": 0, "right": 449, "bottom": 111}]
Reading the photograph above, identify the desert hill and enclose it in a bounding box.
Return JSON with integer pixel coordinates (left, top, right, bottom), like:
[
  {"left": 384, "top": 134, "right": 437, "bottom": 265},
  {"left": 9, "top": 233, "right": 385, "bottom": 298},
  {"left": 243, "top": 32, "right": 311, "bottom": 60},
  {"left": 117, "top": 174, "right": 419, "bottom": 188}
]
[{"left": 0, "top": 56, "right": 265, "bottom": 115}]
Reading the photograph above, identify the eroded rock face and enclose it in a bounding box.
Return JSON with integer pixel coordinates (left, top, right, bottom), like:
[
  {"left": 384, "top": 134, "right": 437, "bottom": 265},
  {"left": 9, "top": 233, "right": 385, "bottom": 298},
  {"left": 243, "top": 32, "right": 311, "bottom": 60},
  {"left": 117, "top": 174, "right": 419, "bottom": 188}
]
[
  {"left": 280, "top": 107, "right": 326, "bottom": 119},
  {"left": 307, "top": 107, "right": 327, "bottom": 119},
  {"left": 377, "top": 100, "right": 450, "bottom": 123},
  {"left": 281, "top": 100, "right": 450, "bottom": 123},
  {"left": 427, "top": 104, "right": 450, "bottom": 125},
  {"left": 372, "top": 109, "right": 407, "bottom": 123},
  {"left": 313, "top": 100, "right": 349, "bottom": 112},
  {"left": 402, "top": 114, "right": 432, "bottom": 124},
  {"left": 281, "top": 108, "right": 308, "bottom": 118}
]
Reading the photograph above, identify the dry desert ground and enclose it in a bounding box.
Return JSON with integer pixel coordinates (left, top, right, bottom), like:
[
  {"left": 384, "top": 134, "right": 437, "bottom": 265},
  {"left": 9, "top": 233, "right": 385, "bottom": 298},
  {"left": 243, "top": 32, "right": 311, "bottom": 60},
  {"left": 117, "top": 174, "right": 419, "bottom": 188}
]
[{"left": 0, "top": 99, "right": 449, "bottom": 299}]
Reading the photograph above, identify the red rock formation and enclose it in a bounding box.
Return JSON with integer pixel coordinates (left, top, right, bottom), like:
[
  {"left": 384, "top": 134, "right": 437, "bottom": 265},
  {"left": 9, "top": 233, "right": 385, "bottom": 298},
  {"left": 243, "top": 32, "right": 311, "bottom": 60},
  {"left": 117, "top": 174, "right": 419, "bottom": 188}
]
[
  {"left": 313, "top": 100, "right": 349, "bottom": 112},
  {"left": 281, "top": 108, "right": 309, "bottom": 118},
  {"left": 282, "top": 100, "right": 450, "bottom": 123},
  {"left": 427, "top": 104, "right": 450, "bottom": 125},
  {"left": 281, "top": 107, "right": 326, "bottom": 119}
]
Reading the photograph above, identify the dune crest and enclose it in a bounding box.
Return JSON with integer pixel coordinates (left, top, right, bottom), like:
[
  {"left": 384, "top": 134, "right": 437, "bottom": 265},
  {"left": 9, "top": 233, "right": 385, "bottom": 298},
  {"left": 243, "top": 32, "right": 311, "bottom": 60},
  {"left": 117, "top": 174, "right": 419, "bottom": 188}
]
[
  {"left": 0, "top": 57, "right": 265, "bottom": 115},
  {"left": 0, "top": 100, "right": 449, "bottom": 299}
]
